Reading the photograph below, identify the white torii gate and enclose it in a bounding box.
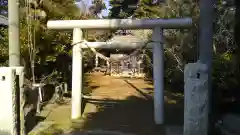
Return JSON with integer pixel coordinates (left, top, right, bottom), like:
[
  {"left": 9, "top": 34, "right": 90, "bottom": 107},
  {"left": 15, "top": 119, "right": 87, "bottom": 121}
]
[{"left": 47, "top": 18, "right": 192, "bottom": 124}]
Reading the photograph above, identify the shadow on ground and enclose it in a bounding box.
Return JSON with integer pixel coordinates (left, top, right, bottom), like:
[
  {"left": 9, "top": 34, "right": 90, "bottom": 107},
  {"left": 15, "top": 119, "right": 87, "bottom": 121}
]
[
  {"left": 34, "top": 74, "right": 184, "bottom": 135},
  {"left": 70, "top": 96, "right": 164, "bottom": 135},
  {"left": 65, "top": 81, "right": 184, "bottom": 135}
]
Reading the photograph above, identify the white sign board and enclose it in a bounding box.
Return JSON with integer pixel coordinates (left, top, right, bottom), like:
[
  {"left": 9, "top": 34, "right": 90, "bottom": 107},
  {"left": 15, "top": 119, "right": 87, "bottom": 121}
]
[
  {"left": 0, "top": 67, "right": 24, "bottom": 135},
  {"left": 0, "top": 67, "right": 16, "bottom": 134}
]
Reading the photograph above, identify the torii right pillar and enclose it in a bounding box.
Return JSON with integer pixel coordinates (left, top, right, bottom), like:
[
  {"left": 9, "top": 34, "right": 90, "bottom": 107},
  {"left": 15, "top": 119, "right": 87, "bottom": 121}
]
[{"left": 152, "top": 27, "right": 164, "bottom": 124}]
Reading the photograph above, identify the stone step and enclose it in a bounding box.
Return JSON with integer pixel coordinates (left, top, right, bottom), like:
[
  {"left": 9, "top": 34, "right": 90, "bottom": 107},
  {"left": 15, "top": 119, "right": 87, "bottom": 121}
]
[
  {"left": 165, "top": 126, "right": 183, "bottom": 135},
  {"left": 62, "top": 130, "right": 135, "bottom": 135},
  {"left": 216, "top": 114, "right": 240, "bottom": 135},
  {"left": 28, "top": 121, "right": 55, "bottom": 135}
]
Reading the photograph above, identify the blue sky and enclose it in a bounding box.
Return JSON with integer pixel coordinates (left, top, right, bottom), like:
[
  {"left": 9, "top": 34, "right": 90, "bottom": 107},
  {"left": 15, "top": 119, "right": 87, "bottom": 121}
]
[{"left": 101, "top": 0, "right": 110, "bottom": 16}]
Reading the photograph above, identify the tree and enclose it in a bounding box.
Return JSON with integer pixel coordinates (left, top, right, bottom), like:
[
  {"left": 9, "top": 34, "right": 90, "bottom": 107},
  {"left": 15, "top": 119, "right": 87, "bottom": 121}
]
[
  {"left": 108, "top": 0, "right": 198, "bottom": 78},
  {"left": 89, "top": 0, "right": 106, "bottom": 16},
  {"left": 109, "top": 0, "right": 240, "bottom": 117},
  {"left": 0, "top": 0, "right": 106, "bottom": 81},
  {"left": 109, "top": 0, "right": 139, "bottom": 18}
]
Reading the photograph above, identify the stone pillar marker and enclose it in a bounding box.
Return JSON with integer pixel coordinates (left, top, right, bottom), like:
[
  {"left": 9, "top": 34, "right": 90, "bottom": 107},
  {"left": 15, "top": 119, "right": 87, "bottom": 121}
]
[
  {"left": 0, "top": 67, "right": 19, "bottom": 135},
  {"left": 184, "top": 62, "right": 209, "bottom": 135}
]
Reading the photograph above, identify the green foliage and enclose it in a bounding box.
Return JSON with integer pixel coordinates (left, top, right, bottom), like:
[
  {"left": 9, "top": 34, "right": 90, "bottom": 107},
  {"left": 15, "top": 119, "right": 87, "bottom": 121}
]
[
  {"left": 108, "top": 0, "right": 240, "bottom": 108},
  {"left": 0, "top": 0, "right": 239, "bottom": 110},
  {"left": 0, "top": 0, "right": 111, "bottom": 82},
  {"left": 109, "top": 0, "right": 139, "bottom": 18},
  {"left": 115, "top": 0, "right": 197, "bottom": 77},
  {"left": 212, "top": 2, "right": 240, "bottom": 99}
]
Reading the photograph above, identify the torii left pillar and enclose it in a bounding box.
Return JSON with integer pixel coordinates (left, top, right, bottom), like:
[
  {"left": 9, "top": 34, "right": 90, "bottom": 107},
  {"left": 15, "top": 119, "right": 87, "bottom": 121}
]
[{"left": 71, "top": 28, "right": 83, "bottom": 119}]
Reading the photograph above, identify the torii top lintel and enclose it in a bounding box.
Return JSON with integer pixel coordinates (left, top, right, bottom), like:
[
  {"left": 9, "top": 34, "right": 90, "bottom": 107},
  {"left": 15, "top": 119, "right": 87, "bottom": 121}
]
[{"left": 47, "top": 18, "right": 192, "bottom": 30}]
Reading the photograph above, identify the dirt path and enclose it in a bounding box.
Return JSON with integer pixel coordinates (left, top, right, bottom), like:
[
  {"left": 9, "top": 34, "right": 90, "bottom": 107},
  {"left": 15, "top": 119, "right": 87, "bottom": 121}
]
[{"left": 32, "top": 72, "right": 183, "bottom": 135}]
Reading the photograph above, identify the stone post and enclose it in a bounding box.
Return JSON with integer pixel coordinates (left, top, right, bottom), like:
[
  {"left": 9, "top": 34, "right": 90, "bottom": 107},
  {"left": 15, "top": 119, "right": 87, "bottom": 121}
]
[{"left": 184, "top": 62, "right": 209, "bottom": 135}]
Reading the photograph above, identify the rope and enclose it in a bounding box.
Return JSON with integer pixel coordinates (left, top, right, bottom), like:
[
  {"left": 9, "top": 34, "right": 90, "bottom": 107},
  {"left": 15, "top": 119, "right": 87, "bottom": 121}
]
[
  {"left": 26, "top": 0, "right": 32, "bottom": 78},
  {"left": 32, "top": 1, "right": 37, "bottom": 83},
  {"left": 70, "top": 39, "right": 152, "bottom": 76},
  {"left": 76, "top": 39, "right": 158, "bottom": 64},
  {"left": 83, "top": 40, "right": 185, "bottom": 72},
  {"left": 25, "top": 0, "right": 37, "bottom": 83}
]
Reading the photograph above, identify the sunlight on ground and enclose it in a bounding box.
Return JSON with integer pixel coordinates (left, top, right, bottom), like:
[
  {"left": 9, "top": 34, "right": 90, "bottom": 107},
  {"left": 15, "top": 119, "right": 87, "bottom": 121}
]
[
  {"left": 165, "top": 96, "right": 177, "bottom": 104},
  {"left": 31, "top": 72, "right": 184, "bottom": 135},
  {"left": 172, "top": 93, "right": 184, "bottom": 98}
]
